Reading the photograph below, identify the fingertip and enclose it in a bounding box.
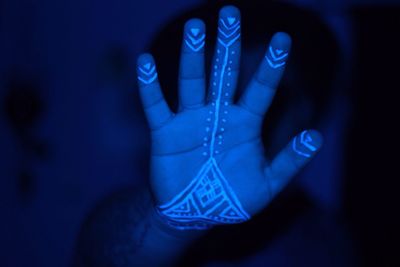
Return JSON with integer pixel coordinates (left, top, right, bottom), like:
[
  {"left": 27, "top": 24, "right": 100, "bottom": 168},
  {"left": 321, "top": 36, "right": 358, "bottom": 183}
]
[
  {"left": 183, "top": 18, "right": 206, "bottom": 53},
  {"left": 307, "top": 129, "right": 324, "bottom": 151},
  {"left": 219, "top": 5, "right": 240, "bottom": 29},
  {"left": 137, "top": 53, "right": 155, "bottom": 67},
  {"left": 219, "top": 5, "right": 240, "bottom": 19},
  {"left": 263, "top": 32, "right": 291, "bottom": 71},
  {"left": 266, "top": 129, "right": 322, "bottom": 197},
  {"left": 137, "top": 53, "right": 158, "bottom": 86},
  {"left": 270, "top": 32, "right": 292, "bottom": 52},
  {"left": 217, "top": 5, "right": 241, "bottom": 49},
  {"left": 184, "top": 18, "right": 205, "bottom": 32},
  {"left": 291, "top": 129, "right": 323, "bottom": 159}
]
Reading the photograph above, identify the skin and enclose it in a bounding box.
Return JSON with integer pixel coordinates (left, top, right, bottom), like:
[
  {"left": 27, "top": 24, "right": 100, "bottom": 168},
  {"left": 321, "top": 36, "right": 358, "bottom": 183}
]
[
  {"left": 136, "top": 5, "right": 322, "bottom": 227},
  {"left": 75, "top": 5, "right": 324, "bottom": 267}
]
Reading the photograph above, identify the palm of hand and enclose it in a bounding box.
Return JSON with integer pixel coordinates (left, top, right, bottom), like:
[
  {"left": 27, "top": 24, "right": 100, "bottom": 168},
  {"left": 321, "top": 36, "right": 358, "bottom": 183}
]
[
  {"left": 151, "top": 105, "right": 266, "bottom": 217},
  {"left": 137, "top": 6, "right": 322, "bottom": 230}
]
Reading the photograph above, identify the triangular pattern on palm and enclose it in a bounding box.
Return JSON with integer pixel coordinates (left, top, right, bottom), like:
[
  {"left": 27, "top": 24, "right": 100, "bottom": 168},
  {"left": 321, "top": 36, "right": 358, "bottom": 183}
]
[{"left": 159, "top": 160, "right": 249, "bottom": 227}]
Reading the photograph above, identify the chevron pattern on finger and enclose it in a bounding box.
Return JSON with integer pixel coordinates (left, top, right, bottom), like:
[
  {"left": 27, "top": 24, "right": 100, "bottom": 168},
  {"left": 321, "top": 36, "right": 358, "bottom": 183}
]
[
  {"left": 138, "top": 62, "right": 158, "bottom": 84},
  {"left": 217, "top": 17, "right": 240, "bottom": 48},
  {"left": 292, "top": 130, "right": 317, "bottom": 158},
  {"left": 185, "top": 27, "right": 206, "bottom": 52},
  {"left": 265, "top": 46, "right": 288, "bottom": 69}
]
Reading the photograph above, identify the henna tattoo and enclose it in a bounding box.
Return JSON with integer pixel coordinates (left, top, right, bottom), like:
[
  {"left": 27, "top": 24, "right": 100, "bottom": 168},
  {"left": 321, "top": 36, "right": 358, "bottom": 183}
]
[
  {"left": 292, "top": 130, "right": 317, "bottom": 158},
  {"left": 265, "top": 46, "right": 288, "bottom": 69},
  {"left": 184, "top": 28, "right": 205, "bottom": 52},
  {"left": 138, "top": 62, "right": 158, "bottom": 85},
  {"left": 157, "top": 15, "right": 250, "bottom": 230}
]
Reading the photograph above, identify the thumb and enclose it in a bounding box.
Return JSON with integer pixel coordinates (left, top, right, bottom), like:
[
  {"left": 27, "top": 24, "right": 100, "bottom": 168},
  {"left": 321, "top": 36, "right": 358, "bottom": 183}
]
[{"left": 264, "top": 130, "right": 323, "bottom": 199}]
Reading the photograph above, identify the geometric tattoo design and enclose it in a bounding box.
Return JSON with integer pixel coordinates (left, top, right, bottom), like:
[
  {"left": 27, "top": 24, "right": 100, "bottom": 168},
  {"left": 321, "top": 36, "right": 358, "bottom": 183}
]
[
  {"left": 157, "top": 15, "right": 251, "bottom": 230},
  {"left": 138, "top": 62, "right": 158, "bottom": 85},
  {"left": 265, "top": 46, "right": 288, "bottom": 69},
  {"left": 292, "top": 130, "right": 317, "bottom": 158},
  {"left": 157, "top": 158, "right": 250, "bottom": 230},
  {"left": 185, "top": 28, "right": 205, "bottom": 52}
]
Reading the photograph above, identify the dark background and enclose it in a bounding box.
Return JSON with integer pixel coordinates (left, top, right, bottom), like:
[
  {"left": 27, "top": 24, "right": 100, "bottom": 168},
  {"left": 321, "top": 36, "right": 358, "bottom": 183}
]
[{"left": 1, "top": 0, "right": 399, "bottom": 266}]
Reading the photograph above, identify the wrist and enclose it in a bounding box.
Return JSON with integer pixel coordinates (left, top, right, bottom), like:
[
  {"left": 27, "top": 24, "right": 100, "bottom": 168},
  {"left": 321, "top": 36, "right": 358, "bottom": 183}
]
[{"left": 149, "top": 204, "right": 206, "bottom": 241}]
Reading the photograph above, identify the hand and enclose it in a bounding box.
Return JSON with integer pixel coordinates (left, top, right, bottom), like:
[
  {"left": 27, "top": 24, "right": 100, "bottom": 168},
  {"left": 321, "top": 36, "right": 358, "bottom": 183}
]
[{"left": 136, "top": 6, "right": 322, "bottom": 230}]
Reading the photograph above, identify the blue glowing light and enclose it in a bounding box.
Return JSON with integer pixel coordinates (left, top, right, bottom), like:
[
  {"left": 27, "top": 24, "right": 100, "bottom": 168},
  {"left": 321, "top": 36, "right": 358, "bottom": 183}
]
[
  {"left": 157, "top": 158, "right": 250, "bottom": 230},
  {"left": 184, "top": 28, "right": 205, "bottom": 52},
  {"left": 292, "top": 130, "right": 317, "bottom": 158},
  {"left": 157, "top": 15, "right": 250, "bottom": 230},
  {"left": 265, "top": 46, "right": 288, "bottom": 69},
  {"left": 138, "top": 63, "right": 158, "bottom": 84},
  {"left": 217, "top": 17, "right": 241, "bottom": 48}
]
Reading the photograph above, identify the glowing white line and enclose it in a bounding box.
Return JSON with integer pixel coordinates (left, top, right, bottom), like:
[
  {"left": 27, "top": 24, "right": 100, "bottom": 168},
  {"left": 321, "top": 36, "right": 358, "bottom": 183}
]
[
  {"left": 158, "top": 159, "right": 213, "bottom": 209},
  {"left": 301, "top": 131, "right": 317, "bottom": 151},
  {"left": 209, "top": 42, "right": 229, "bottom": 156},
  {"left": 292, "top": 136, "right": 311, "bottom": 157},
  {"left": 157, "top": 19, "right": 250, "bottom": 228},
  {"left": 211, "top": 159, "right": 250, "bottom": 219},
  {"left": 138, "top": 73, "right": 158, "bottom": 84},
  {"left": 220, "top": 19, "right": 240, "bottom": 30},
  {"left": 184, "top": 39, "right": 205, "bottom": 52},
  {"left": 138, "top": 65, "right": 155, "bottom": 76},
  {"left": 268, "top": 46, "right": 288, "bottom": 61},
  {"left": 217, "top": 33, "right": 241, "bottom": 48},
  {"left": 266, "top": 58, "right": 286, "bottom": 69},
  {"left": 218, "top": 25, "right": 240, "bottom": 38},
  {"left": 186, "top": 33, "right": 205, "bottom": 45}
]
